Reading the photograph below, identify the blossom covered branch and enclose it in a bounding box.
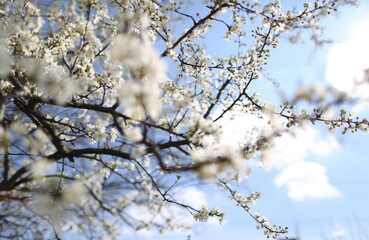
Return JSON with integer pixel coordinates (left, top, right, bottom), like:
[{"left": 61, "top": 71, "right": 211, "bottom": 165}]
[{"left": 0, "top": 0, "right": 360, "bottom": 239}]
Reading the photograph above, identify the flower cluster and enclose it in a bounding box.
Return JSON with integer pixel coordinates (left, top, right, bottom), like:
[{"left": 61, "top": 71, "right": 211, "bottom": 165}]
[{"left": 193, "top": 205, "right": 225, "bottom": 224}]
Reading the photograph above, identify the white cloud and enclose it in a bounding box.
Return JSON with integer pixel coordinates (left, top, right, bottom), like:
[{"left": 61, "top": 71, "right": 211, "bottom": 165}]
[
  {"left": 327, "top": 222, "right": 347, "bottom": 238},
  {"left": 219, "top": 113, "right": 339, "bottom": 167},
  {"left": 219, "top": 111, "right": 341, "bottom": 201},
  {"left": 263, "top": 127, "right": 341, "bottom": 201},
  {"left": 275, "top": 161, "right": 341, "bottom": 201},
  {"left": 124, "top": 187, "right": 210, "bottom": 237},
  {"left": 129, "top": 187, "right": 208, "bottom": 223},
  {"left": 175, "top": 186, "right": 208, "bottom": 209},
  {"left": 219, "top": 113, "right": 268, "bottom": 147},
  {"left": 330, "top": 228, "right": 347, "bottom": 238},
  {"left": 261, "top": 126, "right": 339, "bottom": 170},
  {"left": 326, "top": 21, "right": 369, "bottom": 99}
]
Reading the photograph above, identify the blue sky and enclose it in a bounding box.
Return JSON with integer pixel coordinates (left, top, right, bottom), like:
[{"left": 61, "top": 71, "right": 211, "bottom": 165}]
[{"left": 123, "top": 1, "right": 369, "bottom": 240}]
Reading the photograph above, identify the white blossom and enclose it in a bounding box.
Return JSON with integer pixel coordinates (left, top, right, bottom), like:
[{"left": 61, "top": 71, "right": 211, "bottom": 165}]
[
  {"left": 62, "top": 182, "right": 87, "bottom": 204},
  {"left": 109, "top": 128, "right": 118, "bottom": 142},
  {"left": 0, "top": 45, "right": 10, "bottom": 77},
  {"left": 27, "top": 159, "right": 53, "bottom": 178},
  {"left": 124, "top": 126, "right": 143, "bottom": 143}
]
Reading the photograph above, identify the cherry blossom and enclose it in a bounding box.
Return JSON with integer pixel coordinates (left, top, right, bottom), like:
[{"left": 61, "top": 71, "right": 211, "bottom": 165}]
[{"left": 0, "top": 0, "right": 360, "bottom": 239}]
